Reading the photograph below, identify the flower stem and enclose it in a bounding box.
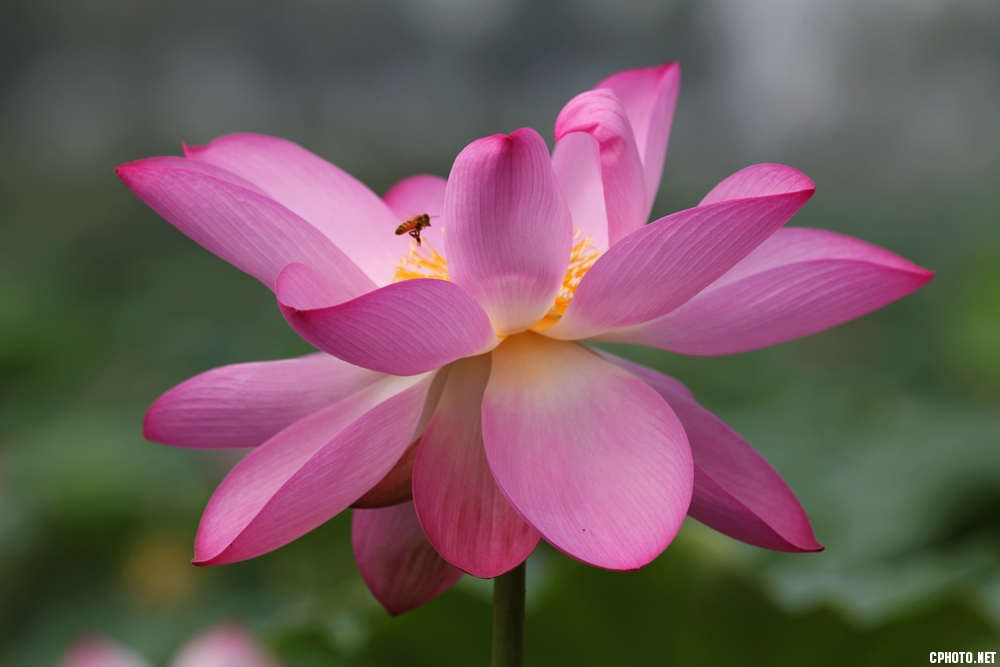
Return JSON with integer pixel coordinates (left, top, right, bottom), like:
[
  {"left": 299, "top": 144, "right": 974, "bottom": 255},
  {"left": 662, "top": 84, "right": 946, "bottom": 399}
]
[{"left": 491, "top": 561, "right": 526, "bottom": 667}]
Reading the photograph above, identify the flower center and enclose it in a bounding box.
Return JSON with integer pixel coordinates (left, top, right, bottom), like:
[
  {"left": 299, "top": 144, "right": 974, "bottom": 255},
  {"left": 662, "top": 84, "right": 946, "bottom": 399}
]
[
  {"left": 392, "top": 239, "right": 450, "bottom": 282},
  {"left": 531, "top": 230, "right": 601, "bottom": 330},
  {"left": 391, "top": 229, "right": 601, "bottom": 329}
]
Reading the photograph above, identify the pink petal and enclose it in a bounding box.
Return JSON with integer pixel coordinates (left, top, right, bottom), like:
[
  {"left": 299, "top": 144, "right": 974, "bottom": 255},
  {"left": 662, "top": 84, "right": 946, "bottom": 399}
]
[
  {"left": 699, "top": 163, "right": 818, "bottom": 206},
  {"left": 551, "top": 131, "right": 609, "bottom": 251},
  {"left": 413, "top": 355, "right": 540, "bottom": 578},
  {"left": 122, "top": 155, "right": 268, "bottom": 193},
  {"left": 596, "top": 63, "right": 682, "bottom": 211},
  {"left": 144, "top": 353, "right": 384, "bottom": 449},
  {"left": 482, "top": 334, "right": 693, "bottom": 570},
  {"left": 194, "top": 374, "right": 434, "bottom": 565},
  {"left": 354, "top": 365, "right": 451, "bottom": 509},
  {"left": 60, "top": 637, "right": 151, "bottom": 667},
  {"left": 353, "top": 501, "right": 463, "bottom": 616},
  {"left": 600, "top": 227, "right": 934, "bottom": 355},
  {"left": 170, "top": 624, "right": 278, "bottom": 667},
  {"left": 444, "top": 128, "right": 573, "bottom": 334},
  {"left": 184, "top": 134, "right": 402, "bottom": 286},
  {"left": 543, "top": 167, "right": 815, "bottom": 341},
  {"left": 276, "top": 262, "right": 499, "bottom": 376},
  {"left": 352, "top": 439, "right": 418, "bottom": 508},
  {"left": 554, "top": 89, "right": 647, "bottom": 246},
  {"left": 384, "top": 174, "right": 447, "bottom": 217},
  {"left": 116, "top": 158, "right": 374, "bottom": 296},
  {"left": 595, "top": 351, "right": 822, "bottom": 552},
  {"left": 383, "top": 174, "right": 448, "bottom": 252}
]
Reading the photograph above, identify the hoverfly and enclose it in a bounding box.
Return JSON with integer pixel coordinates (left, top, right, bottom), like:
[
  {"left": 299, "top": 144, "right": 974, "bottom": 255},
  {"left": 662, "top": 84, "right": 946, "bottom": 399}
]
[{"left": 395, "top": 213, "right": 434, "bottom": 245}]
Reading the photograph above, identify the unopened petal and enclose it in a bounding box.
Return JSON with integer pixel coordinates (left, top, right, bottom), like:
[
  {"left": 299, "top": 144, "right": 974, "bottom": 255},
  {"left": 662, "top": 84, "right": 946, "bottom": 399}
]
[
  {"left": 444, "top": 128, "right": 573, "bottom": 334},
  {"left": 185, "top": 134, "right": 401, "bottom": 286},
  {"left": 482, "top": 334, "right": 693, "bottom": 570},
  {"left": 353, "top": 501, "right": 463, "bottom": 616}
]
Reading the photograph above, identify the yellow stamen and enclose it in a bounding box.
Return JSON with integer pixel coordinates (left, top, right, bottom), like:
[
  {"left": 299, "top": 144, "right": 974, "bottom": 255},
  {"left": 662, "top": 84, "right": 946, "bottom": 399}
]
[
  {"left": 391, "top": 229, "right": 602, "bottom": 330},
  {"left": 392, "top": 239, "right": 449, "bottom": 282},
  {"left": 532, "top": 230, "right": 601, "bottom": 330}
]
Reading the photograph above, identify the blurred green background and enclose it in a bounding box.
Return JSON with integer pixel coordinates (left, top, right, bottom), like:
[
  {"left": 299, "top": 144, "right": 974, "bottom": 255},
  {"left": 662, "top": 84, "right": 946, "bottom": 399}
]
[{"left": 1, "top": 0, "right": 999, "bottom": 664}]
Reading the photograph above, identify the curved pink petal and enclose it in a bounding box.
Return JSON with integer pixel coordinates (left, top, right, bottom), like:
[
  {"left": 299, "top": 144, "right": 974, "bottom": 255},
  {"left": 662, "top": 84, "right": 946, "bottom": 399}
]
[
  {"left": 699, "top": 163, "right": 818, "bottom": 206},
  {"left": 543, "top": 168, "right": 815, "bottom": 341},
  {"left": 384, "top": 174, "right": 447, "bottom": 218},
  {"left": 184, "top": 134, "right": 402, "bottom": 286},
  {"left": 144, "top": 353, "right": 384, "bottom": 449},
  {"left": 596, "top": 63, "right": 681, "bottom": 211},
  {"left": 352, "top": 439, "right": 418, "bottom": 508},
  {"left": 551, "top": 131, "right": 609, "bottom": 251},
  {"left": 383, "top": 174, "right": 448, "bottom": 252},
  {"left": 600, "top": 227, "right": 934, "bottom": 355},
  {"left": 170, "top": 624, "right": 278, "bottom": 667},
  {"left": 413, "top": 354, "right": 539, "bottom": 578},
  {"left": 353, "top": 368, "right": 450, "bottom": 508},
  {"left": 116, "top": 158, "right": 374, "bottom": 296},
  {"left": 276, "top": 262, "right": 498, "bottom": 376},
  {"left": 444, "top": 128, "right": 573, "bottom": 334},
  {"left": 121, "top": 156, "right": 267, "bottom": 193},
  {"left": 194, "top": 374, "right": 433, "bottom": 565},
  {"left": 60, "top": 637, "right": 151, "bottom": 667},
  {"left": 555, "top": 89, "right": 647, "bottom": 246},
  {"left": 595, "top": 351, "right": 822, "bottom": 552},
  {"left": 482, "top": 334, "right": 693, "bottom": 570},
  {"left": 353, "top": 501, "right": 463, "bottom": 616}
]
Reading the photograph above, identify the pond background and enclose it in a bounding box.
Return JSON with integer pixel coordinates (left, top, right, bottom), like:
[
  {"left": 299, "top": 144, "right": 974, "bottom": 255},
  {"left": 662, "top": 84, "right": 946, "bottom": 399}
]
[{"left": 1, "top": 0, "right": 999, "bottom": 664}]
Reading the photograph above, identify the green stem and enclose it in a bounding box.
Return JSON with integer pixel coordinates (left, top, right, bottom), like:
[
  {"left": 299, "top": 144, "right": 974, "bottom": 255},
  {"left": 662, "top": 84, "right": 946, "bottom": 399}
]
[{"left": 491, "top": 561, "right": 526, "bottom": 667}]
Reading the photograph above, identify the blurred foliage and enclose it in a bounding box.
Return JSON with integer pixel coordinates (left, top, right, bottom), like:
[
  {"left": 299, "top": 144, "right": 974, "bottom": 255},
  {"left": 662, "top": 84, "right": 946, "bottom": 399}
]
[
  {"left": 945, "top": 249, "right": 1000, "bottom": 392},
  {"left": 2, "top": 0, "right": 1000, "bottom": 664}
]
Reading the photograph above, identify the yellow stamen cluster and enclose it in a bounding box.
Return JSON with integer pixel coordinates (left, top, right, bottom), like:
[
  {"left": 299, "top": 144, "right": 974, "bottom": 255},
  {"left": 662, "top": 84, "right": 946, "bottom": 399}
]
[
  {"left": 392, "top": 240, "right": 450, "bottom": 283},
  {"left": 550, "top": 230, "right": 601, "bottom": 318},
  {"left": 391, "top": 229, "right": 602, "bottom": 329}
]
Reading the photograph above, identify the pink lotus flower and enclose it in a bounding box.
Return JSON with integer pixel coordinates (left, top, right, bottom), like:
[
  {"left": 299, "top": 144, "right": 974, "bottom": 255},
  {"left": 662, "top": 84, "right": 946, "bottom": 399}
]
[
  {"left": 117, "top": 63, "right": 932, "bottom": 615},
  {"left": 60, "top": 624, "right": 279, "bottom": 667}
]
